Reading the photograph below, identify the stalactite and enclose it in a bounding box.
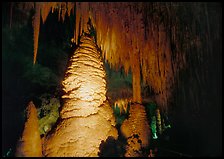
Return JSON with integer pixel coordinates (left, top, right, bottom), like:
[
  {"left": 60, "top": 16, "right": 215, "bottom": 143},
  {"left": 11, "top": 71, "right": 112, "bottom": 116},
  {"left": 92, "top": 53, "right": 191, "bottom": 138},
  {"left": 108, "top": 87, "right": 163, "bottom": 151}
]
[
  {"left": 40, "top": 2, "right": 53, "bottom": 24},
  {"left": 33, "top": 2, "right": 41, "bottom": 65},
  {"left": 15, "top": 101, "right": 42, "bottom": 157},
  {"left": 132, "top": 49, "right": 142, "bottom": 103},
  {"left": 31, "top": 2, "right": 75, "bottom": 64},
  {"left": 67, "top": 2, "right": 74, "bottom": 17},
  {"left": 60, "top": 2, "right": 67, "bottom": 22},
  {"left": 114, "top": 98, "right": 132, "bottom": 115}
]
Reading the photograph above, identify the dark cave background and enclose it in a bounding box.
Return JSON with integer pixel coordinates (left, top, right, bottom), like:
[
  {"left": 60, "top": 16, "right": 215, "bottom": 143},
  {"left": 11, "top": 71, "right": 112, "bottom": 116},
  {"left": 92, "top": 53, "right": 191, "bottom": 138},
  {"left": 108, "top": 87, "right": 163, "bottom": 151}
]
[{"left": 1, "top": 2, "right": 222, "bottom": 157}]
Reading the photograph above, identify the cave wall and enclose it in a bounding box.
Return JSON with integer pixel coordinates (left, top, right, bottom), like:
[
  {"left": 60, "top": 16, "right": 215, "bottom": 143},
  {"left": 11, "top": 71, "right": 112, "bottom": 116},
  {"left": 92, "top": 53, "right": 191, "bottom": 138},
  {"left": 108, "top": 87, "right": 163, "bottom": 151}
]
[{"left": 169, "top": 3, "right": 222, "bottom": 156}]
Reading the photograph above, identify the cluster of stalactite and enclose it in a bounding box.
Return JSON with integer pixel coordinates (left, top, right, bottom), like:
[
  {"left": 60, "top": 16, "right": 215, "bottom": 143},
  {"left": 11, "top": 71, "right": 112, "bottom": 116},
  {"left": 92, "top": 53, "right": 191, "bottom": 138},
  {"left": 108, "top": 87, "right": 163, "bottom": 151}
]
[
  {"left": 42, "top": 35, "right": 118, "bottom": 157},
  {"left": 113, "top": 98, "right": 132, "bottom": 115},
  {"left": 10, "top": 2, "right": 213, "bottom": 111},
  {"left": 74, "top": 2, "right": 182, "bottom": 109},
  {"left": 32, "top": 2, "right": 74, "bottom": 65},
  {"left": 73, "top": 2, "right": 216, "bottom": 111},
  {"left": 10, "top": 2, "right": 74, "bottom": 64}
]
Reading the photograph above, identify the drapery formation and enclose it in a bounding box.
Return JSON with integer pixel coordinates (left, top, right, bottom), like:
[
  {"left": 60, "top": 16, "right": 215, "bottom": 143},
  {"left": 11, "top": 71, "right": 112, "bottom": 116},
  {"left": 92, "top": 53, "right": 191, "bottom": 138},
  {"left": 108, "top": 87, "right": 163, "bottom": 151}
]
[
  {"left": 10, "top": 2, "right": 214, "bottom": 111},
  {"left": 27, "top": 2, "right": 189, "bottom": 110},
  {"left": 43, "top": 35, "right": 118, "bottom": 157},
  {"left": 75, "top": 2, "right": 180, "bottom": 108}
]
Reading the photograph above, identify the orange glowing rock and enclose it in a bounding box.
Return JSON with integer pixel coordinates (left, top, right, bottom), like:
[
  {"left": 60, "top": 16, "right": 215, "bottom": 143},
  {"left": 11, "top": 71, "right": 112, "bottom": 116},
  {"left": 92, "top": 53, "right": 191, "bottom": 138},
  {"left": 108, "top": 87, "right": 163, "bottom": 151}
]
[
  {"left": 61, "top": 36, "right": 107, "bottom": 118},
  {"left": 113, "top": 98, "right": 132, "bottom": 115},
  {"left": 121, "top": 104, "right": 151, "bottom": 157},
  {"left": 15, "top": 101, "right": 42, "bottom": 157},
  {"left": 43, "top": 35, "right": 118, "bottom": 157}
]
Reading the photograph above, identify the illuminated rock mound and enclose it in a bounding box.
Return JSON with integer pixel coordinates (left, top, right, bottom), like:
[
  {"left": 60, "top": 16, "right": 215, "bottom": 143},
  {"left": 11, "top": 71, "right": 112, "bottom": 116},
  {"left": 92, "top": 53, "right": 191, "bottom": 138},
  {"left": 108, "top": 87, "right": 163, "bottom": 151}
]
[
  {"left": 60, "top": 35, "right": 107, "bottom": 118},
  {"left": 43, "top": 35, "right": 118, "bottom": 157},
  {"left": 121, "top": 104, "right": 151, "bottom": 157},
  {"left": 15, "top": 101, "right": 42, "bottom": 157}
]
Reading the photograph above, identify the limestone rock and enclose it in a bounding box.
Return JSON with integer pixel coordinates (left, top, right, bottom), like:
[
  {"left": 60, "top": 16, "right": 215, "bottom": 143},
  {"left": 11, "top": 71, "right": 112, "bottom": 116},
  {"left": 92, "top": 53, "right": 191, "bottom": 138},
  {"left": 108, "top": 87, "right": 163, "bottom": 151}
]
[
  {"left": 120, "top": 104, "right": 151, "bottom": 157},
  {"left": 43, "top": 101, "right": 118, "bottom": 157},
  {"left": 43, "top": 35, "right": 118, "bottom": 157},
  {"left": 15, "top": 101, "right": 42, "bottom": 157}
]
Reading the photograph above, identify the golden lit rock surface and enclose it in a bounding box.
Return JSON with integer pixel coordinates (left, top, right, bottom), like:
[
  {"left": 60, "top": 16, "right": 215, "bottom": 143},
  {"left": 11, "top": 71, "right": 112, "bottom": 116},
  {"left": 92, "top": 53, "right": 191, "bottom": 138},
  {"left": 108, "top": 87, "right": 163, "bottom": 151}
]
[
  {"left": 15, "top": 101, "right": 42, "bottom": 157},
  {"left": 43, "top": 101, "right": 117, "bottom": 157},
  {"left": 43, "top": 35, "right": 118, "bottom": 157},
  {"left": 61, "top": 36, "right": 106, "bottom": 118},
  {"left": 121, "top": 104, "right": 150, "bottom": 157}
]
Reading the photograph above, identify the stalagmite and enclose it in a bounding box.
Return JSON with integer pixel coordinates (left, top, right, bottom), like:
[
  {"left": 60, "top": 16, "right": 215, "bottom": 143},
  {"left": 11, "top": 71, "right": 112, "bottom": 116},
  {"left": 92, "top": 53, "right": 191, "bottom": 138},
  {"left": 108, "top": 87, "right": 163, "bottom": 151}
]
[
  {"left": 120, "top": 104, "right": 151, "bottom": 157},
  {"left": 156, "top": 108, "right": 162, "bottom": 135},
  {"left": 15, "top": 101, "right": 42, "bottom": 157},
  {"left": 43, "top": 35, "right": 118, "bottom": 157}
]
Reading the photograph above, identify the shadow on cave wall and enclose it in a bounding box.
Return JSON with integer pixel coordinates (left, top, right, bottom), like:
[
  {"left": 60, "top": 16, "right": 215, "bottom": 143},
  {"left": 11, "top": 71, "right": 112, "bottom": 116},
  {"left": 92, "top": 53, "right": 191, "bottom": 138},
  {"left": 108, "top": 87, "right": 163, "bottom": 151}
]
[
  {"left": 98, "top": 136, "right": 126, "bottom": 157},
  {"left": 164, "top": 3, "right": 222, "bottom": 156}
]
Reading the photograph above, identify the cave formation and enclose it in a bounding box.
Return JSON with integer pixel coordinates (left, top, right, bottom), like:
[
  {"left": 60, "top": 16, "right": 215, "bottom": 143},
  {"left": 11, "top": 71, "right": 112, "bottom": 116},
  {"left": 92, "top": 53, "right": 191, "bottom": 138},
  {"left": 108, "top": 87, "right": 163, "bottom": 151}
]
[
  {"left": 2, "top": 2, "right": 222, "bottom": 157},
  {"left": 43, "top": 34, "right": 118, "bottom": 157}
]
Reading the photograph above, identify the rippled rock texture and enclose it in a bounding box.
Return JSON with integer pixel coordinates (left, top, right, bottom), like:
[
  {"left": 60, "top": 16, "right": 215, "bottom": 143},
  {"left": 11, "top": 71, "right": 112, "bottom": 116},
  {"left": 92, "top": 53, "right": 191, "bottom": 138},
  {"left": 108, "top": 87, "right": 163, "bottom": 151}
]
[
  {"left": 121, "top": 104, "right": 151, "bottom": 157},
  {"left": 43, "top": 36, "right": 118, "bottom": 157}
]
